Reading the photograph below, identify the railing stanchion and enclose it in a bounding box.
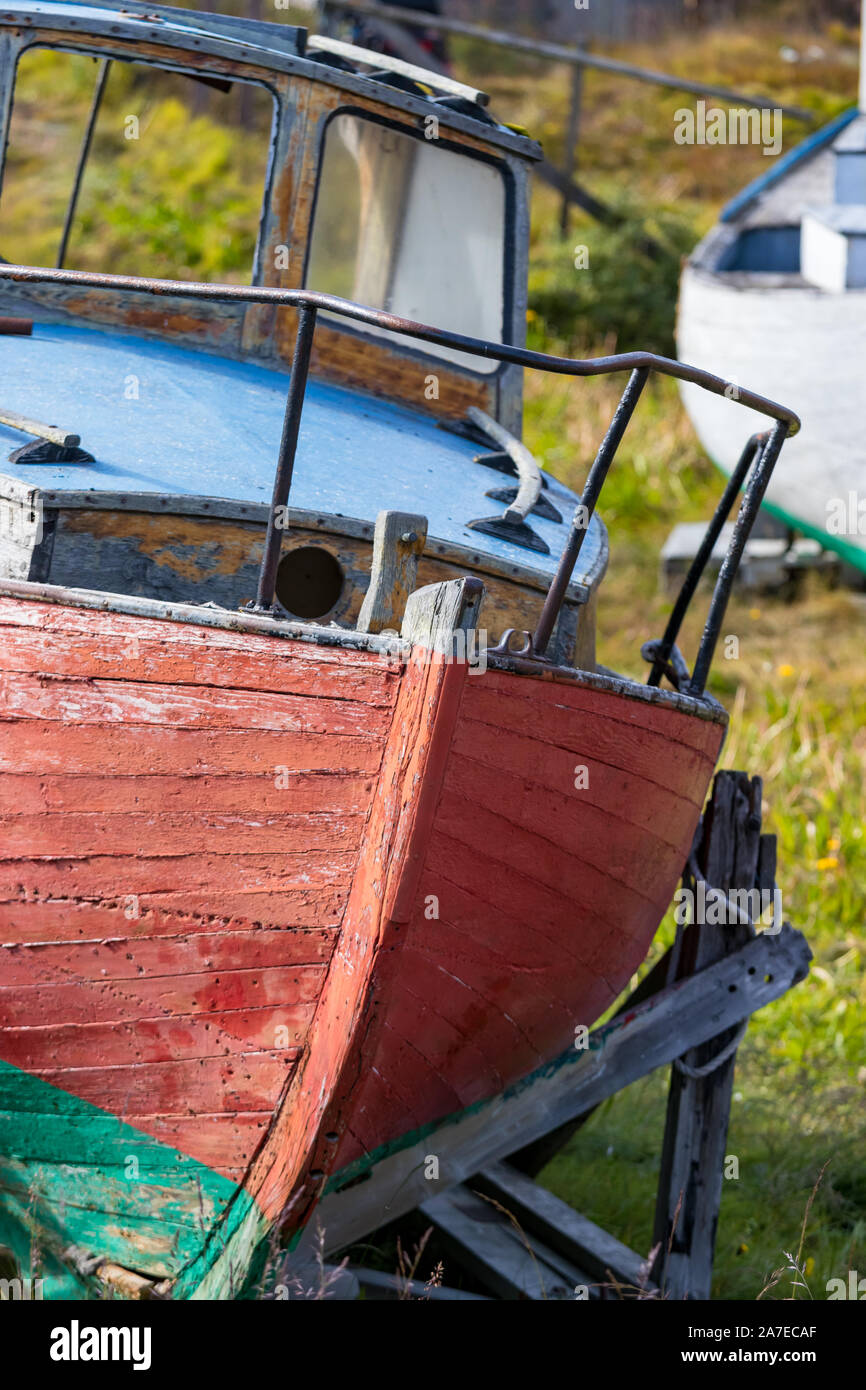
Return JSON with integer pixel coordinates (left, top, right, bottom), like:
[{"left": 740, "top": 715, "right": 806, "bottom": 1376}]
[
  {"left": 253, "top": 303, "right": 318, "bottom": 612},
  {"left": 647, "top": 431, "right": 766, "bottom": 687},
  {"left": 533, "top": 366, "right": 648, "bottom": 657},
  {"left": 687, "top": 421, "right": 789, "bottom": 697}
]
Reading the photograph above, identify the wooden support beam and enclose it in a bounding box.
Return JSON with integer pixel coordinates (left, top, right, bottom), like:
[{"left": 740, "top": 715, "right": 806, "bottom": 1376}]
[
  {"left": 420, "top": 1186, "right": 587, "bottom": 1300},
  {"left": 310, "top": 924, "right": 810, "bottom": 1257},
  {"left": 474, "top": 1161, "right": 654, "bottom": 1294},
  {"left": 560, "top": 64, "right": 583, "bottom": 235},
  {"left": 356, "top": 509, "right": 427, "bottom": 634},
  {"left": 652, "top": 771, "right": 766, "bottom": 1299}
]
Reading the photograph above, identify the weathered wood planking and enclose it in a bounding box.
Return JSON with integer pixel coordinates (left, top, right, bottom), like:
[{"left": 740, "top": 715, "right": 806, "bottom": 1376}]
[
  {"left": 1, "top": 579, "right": 734, "bottom": 1297},
  {"left": 0, "top": 598, "right": 399, "bottom": 1198},
  {"left": 335, "top": 659, "right": 725, "bottom": 1167},
  {"left": 651, "top": 771, "right": 765, "bottom": 1299},
  {"left": 177, "top": 579, "right": 483, "bottom": 1298}
]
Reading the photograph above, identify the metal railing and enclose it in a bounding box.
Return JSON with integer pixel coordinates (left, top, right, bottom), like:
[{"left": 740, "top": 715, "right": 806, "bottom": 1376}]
[{"left": 0, "top": 263, "right": 799, "bottom": 697}]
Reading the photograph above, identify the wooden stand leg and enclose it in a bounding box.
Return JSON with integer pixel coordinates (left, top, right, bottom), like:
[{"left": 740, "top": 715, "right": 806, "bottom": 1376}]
[{"left": 652, "top": 771, "right": 770, "bottom": 1299}]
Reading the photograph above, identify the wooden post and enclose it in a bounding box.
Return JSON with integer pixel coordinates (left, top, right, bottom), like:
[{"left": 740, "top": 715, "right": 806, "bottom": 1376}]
[
  {"left": 356, "top": 509, "right": 427, "bottom": 634},
  {"left": 651, "top": 771, "right": 767, "bottom": 1299},
  {"left": 401, "top": 575, "right": 483, "bottom": 656},
  {"left": 560, "top": 63, "right": 583, "bottom": 235}
]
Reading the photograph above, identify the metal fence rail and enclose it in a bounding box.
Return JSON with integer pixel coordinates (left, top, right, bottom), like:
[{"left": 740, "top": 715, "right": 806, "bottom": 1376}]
[
  {"left": 320, "top": 0, "right": 815, "bottom": 229},
  {"left": 0, "top": 261, "right": 799, "bottom": 695},
  {"left": 322, "top": 0, "right": 814, "bottom": 118}
]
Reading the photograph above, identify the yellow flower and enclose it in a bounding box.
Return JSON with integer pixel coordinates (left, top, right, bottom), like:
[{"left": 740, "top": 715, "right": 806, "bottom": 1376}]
[
  {"left": 828, "top": 837, "right": 841, "bottom": 851},
  {"left": 816, "top": 856, "right": 839, "bottom": 871},
  {"left": 749, "top": 608, "right": 761, "bottom": 619},
  {"left": 778, "top": 664, "right": 795, "bottom": 678},
  {"left": 737, "top": 1242, "right": 749, "bottom": 1255}
]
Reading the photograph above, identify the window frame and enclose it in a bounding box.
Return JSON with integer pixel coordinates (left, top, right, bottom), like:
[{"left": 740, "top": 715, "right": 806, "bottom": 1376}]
[
  {"left": 302, "top": 104, "right": 517, "bottom": 379},
  {"left": 0, "top": 39, "right": 282, "bottom": 287}
]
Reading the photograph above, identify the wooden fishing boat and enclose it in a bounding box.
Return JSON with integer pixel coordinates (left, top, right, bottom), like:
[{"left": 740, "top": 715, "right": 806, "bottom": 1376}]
[
  {"left": 0, "top": 3, "right": 798, "bottom": 1299},
  {"left": 678, "top": 14, "right": 866, "bottom": 574}
]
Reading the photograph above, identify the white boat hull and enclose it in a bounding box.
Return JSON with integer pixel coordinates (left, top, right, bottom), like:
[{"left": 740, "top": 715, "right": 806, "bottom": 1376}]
[{"left": 678, "top": 264, "right": 866, "bottom": 572}]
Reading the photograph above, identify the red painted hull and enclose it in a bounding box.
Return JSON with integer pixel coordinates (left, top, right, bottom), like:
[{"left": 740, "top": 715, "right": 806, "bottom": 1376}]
[
  {"left": 0, "top": 591, "right": 725, "bottom": 1283},
  {"left": 331, "top": 663, "right": 727, "bottom": 1168}
]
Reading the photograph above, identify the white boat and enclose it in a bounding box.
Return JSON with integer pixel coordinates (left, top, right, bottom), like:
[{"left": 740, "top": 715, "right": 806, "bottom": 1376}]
[{"left": 677, "top": 15, "right": 866, "bottom": 575}]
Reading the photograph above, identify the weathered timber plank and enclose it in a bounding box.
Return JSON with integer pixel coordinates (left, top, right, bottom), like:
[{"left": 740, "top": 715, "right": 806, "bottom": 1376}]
[
  {"left": 0, "top": 670, "right": 391, "bottom": 736},
  {"left": 0, "top": 811, "right": 365, "bottom": 860},
  {"left": 0, "top": 771, "right": 376, "bottom": 817},
  {"left": 433, "top": 789, "right": 680, "bottom": 918},
  {"left": 419, "top": 1186, "right": 586, "bottom": 1300},
  {"left": 651, "top": 771, "right": 765, "bottom": 1300},
  {"left": 0, "top": 606, "right": 401, "bottom": 702},
  {"left": 0, "top": 851, "right": 357, "bottom": 900},
  {"left": 1, "top": 1012, "right": 304, "bottom": 1068},
  {"left": 449, "top": 719, "right": 705, "bottom": 842},
  {"left": 0, "top": 1105, "right": 267, "bottom": 1172},
  {"left": 22, "top": 1054, "right": 295, "bottom": 1116},
  {"left": 405, "top": 918, "right": 578, "bottom": 1042},
  {"left": 425, "top": 827, "right": 654, "bottom": 958},
  {"left": 460, "top": 682, "right": 722, "bottom": 789},
  {"left": 0, "top": 592, "right": 406, "bottom": 667},
  {"left": 0, "top": 965, "right": 324, "bottom": 1027},
  {"left": 475, "top": 1161, "right": 654, "bottom": 1292},
  {"left": 347, "top": 1266, "right": 489, "bottom": 1300},
  {"left": 357, "top": 510, "right": 427, "bottom": 635},
  {"left": 0, "top": 724, "right": 385, "bottom": 776},
  {"left": 401, "top": 577, "right": 483, "bottom": 655},
  {"left": 438, "top": 776, "right": 689, "bottom": 902},
  {"left": 0, "top": 893, "right": 348, "bottom": 939},
  {"left": 0, "top": 927, "right": 337, "bottom": 986},
  {"left": 467, "top": 667, "right": 727, "bottom": 751}
]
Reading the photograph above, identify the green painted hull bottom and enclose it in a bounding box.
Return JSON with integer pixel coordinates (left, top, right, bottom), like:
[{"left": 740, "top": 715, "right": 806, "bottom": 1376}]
[
  {"left": 0, "top": 1058, "right": 269, "bottom": 1299},
  {"left": 712, "top": 459, "right": 866, "bottom": 577}
]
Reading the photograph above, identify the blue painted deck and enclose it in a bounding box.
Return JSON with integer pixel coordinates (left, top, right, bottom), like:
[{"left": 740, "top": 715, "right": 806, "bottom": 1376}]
[{"left": 0, "top": 323, "right": 604, "bottom": 583}]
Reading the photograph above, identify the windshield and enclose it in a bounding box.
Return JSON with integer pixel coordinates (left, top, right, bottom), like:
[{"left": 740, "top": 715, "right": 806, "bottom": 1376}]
[
  {"left": 306, "top": 113, "right": 507, "bottom": 373},
  {"left": 0, "top": 47, "right": 276, "bottom": 283}
]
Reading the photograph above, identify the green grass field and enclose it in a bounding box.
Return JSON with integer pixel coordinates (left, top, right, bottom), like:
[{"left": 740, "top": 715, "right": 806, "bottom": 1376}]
[{"left": 2, "top": 6, "right": 863, "bottom": 1300}]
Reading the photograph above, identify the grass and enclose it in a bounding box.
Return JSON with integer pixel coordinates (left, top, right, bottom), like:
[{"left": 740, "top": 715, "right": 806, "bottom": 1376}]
[{"left": 1, "top": 6, "right": 863, "bottom": 1299}]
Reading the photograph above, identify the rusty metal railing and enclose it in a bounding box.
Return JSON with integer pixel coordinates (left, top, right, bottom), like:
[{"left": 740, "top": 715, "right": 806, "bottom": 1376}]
[{"left": 0, "top": 264, "right": 799, "bottom": 697}]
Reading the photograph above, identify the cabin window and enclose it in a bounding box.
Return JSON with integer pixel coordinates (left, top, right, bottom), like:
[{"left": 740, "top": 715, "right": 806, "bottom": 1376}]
[
  {"left": 0, "top": 47, "right": 276, "bottom": 283},
  {"left": 306, "top": 113, "right": 507, "bottom": 373}
]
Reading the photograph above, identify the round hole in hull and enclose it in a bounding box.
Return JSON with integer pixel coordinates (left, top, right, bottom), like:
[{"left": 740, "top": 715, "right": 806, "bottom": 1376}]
[{"left": 275, "top": 545, "right": 345, "bottom": 620}]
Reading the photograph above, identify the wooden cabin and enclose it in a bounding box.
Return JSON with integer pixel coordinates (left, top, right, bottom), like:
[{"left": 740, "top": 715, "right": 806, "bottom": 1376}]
[{"left": 0, "top": 2, "right": 605, "bottom": 668}]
